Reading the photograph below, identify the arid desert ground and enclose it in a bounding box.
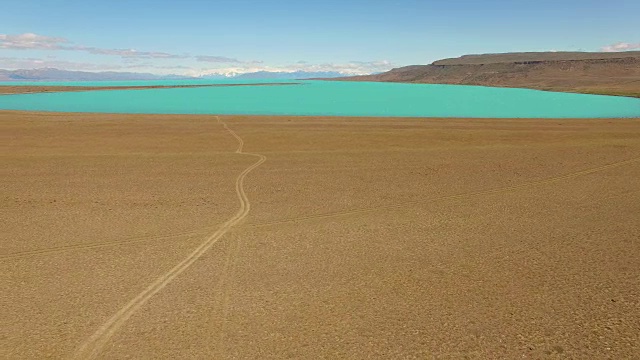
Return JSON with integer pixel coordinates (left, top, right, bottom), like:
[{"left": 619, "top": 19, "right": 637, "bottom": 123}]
[{"left": 2, "top": 111, "right": 639, "bottom": 358}]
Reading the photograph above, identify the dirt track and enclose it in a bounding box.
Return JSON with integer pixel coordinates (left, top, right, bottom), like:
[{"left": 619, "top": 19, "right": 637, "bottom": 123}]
[{"left": 2, "top": 112, "right": 639, "bottom": 358}]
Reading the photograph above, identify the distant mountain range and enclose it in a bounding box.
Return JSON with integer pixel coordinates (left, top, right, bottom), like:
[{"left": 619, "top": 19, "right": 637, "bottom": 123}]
[
  {"left": 0, "top": 68, "right": 190, "bottom": 81},
  {"left": 252, "top": 71, "right": 346, "bottom": 79},
  {"left": 192, "top": 70, "right": 350, "bottom": 80},
  {"left": 0, "top": 68, "right": 350, "bottom": 82}
]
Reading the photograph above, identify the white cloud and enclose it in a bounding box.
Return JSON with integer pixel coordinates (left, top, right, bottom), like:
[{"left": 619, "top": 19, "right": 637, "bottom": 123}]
[
  {"left": 195, "top": 55, "right": 242, "bottom": 63},
  {"left": 0, "top": 32, "right": 185, "bottom": 59},
  {"left": 0, "top": 56, "right": 123, "bottom": 71},
  {"left": 0, "top": 57, "right": 192, "bottom": 72},
  {"left": 601, "top": 42, "right": 640, "bottom": 52},
  {"left": 195, "top": 56, "right": 265, "bottom": 65},
  {"left": 83, "top": 47, "right": 187, "bottom": 59},
  {"left": 0, "top": 33, "right": 69, "bottom": 50},
  {"left": 0, "top": 32, "right": 243, "bottom": 62},
  {"left": 0, "top": 33, "right": 394, "bottom": 77}
]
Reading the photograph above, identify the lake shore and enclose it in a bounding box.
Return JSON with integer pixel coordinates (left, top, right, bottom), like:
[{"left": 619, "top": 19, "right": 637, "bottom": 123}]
[{"left": 2, "top": 111, "right": 640, "bottom": 358}]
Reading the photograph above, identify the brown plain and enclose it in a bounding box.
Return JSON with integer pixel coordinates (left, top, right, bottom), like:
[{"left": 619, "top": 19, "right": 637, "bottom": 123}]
[{"left": 2, "top": 111, "right": 640, "bottom": 358}]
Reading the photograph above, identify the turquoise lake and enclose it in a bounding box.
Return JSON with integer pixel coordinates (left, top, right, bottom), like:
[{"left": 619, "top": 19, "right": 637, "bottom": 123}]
[{"left": 0, "top": 80, "right": 638, "bottom": 118}]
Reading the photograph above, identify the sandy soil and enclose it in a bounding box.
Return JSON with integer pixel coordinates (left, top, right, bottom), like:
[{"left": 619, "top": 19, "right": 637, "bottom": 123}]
[{"left": 2, "top": 111, "right": 639, "bottom": 359}]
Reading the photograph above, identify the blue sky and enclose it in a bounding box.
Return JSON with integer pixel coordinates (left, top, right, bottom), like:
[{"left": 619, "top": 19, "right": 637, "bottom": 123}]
[{"left": 1, "top": 0, "right": 639, "bottom": 75}]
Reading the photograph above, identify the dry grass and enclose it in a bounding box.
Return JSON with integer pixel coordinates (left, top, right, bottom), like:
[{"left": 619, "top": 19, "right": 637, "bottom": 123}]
[{"left": 2, "top": 111, "right": 639, "bottom": 358}]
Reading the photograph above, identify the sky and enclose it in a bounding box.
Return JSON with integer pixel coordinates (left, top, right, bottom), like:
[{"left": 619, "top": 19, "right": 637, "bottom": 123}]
[{"left": 1, "top": 0, "right": 639, "bottom": 76}]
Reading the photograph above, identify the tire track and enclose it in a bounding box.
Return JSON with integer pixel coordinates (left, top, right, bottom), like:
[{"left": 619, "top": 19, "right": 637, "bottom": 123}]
[
  {"left": 220, "top": 118, "right": 244, "bottom": 153},
  {"left": 72, "top": 116, "right": 266, "bottom": 359},
  {"left": 5, "top": 156, "right": 637, "bottom": 261},
  {"left": 246, "top": 156, "right": 640, "bottom": 228},
  {"left": 213, "top": 230, "right": 243, "bottom": 359}
]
